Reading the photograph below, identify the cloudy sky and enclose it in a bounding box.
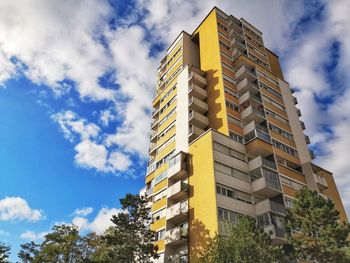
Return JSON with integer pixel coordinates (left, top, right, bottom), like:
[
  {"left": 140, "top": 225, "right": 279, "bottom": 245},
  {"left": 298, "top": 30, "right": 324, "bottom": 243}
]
[{"left": 1, "top": 0, "right": 350, "bottom": 260}]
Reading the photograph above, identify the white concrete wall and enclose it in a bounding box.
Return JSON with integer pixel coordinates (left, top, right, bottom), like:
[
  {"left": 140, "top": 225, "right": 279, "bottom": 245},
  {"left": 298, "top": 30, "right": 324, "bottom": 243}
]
[
  {"left": 175, "top": 66, "right": 190, "bottom": 154},
  {"left": 278, "top": 79, "right": 311, "bottom": 164}
]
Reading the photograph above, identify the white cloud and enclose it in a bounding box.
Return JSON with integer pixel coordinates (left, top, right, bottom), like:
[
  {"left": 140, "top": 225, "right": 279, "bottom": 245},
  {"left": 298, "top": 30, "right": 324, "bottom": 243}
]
[
  {"left": 72, "top": 207, "right": 122, "bottom": 234},
  {"left": 73, "top": 207, "right": 94, "bottom": 217},
  {"left": 0, "top": 0, "right": 116, "bottom": 100},
  {"left": 0, "top": 197, "right": 45, "bottom": 222},
  {"left": 107, "top": 152, "right": 132, "bottom": 172},
  {"left": 74, "top": 140, "right": 108, "bottom": 171},
  {"left": 99, "top": 109, "right": 117, "bottom": 127},
  {"left": 20, "top": 230, "right": 47, "bottom": 241},
  {"left": 52, "top": 111, "right": 100, "bottom": 142}
]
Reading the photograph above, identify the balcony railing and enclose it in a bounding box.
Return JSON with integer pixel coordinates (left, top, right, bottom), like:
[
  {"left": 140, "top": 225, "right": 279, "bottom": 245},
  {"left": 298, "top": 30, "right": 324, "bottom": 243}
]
[
  {"left": 251, "top": 168, "right": 282, "bottom": 197},
  {"left": 165, "top": 225, "right": 188, "bottom": 245},
  {"left": 314, "top": 173, "right": 328, "bottom": 190},
  {"left": 255, "top": 199, "right": 286, "bottom": 215},
  {"left": 167, "top": 200, "right": 188, "bottom": 221},
  {"left": 245, "top": 129, "right": 271, "bottom": 144}
]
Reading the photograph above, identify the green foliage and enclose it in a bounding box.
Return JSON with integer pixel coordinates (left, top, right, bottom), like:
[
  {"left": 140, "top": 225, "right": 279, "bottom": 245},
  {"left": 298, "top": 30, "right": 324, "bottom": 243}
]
[
  {"left": 0, "top": 242, "right": 11, "bottom": 263},
  {"left": 198, "top": 216, "right": 283, "bottom": 263},
  {"left": 18, "top": 241, "right": 40, "bottom": 263},
  {"left": 285, "top": 188, "right": 350, "bottom": 263},
  {"left": 102, "top": 194, "right": 158, "bottom": 263},
  {"left": 17, "top": 194, "right": 158, "bottom": 263}
]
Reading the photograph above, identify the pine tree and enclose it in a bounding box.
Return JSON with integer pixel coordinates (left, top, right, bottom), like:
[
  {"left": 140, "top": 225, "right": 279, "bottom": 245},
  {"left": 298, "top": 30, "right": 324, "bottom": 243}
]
[
  {"left": 285, "top": 188, "right": 350, "bottom": 262},
  {"left": 102, "top": 194, "right": 158, "bottom": 263}
]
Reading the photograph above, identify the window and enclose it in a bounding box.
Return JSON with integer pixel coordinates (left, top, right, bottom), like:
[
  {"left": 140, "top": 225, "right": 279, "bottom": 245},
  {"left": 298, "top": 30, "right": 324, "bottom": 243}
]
[
  {"left": 157, "top": 135, "right": 175, "bottom": 154},
  {"left": 223, "top": 74, "right": 236, "bottom": 85},
  {"left": 159, "top": 95, "right": 177, "bottom": 114},
  {"left": 153, "top": 189, "right": 167, "bottom": 202},
  {"left": 157, "top": 122, "right": 175, "bottom": 140},
  {"left": 154, "top": 170, "right": 167, "bottom": 185},
  {"left": 213, "top": 142, "right": 246, "bottom": 161},
  {"left": 216, "top": 184, "right": 252, "bottom": 203},
  {"left": 272, "top": 139, "right": 298, "bottom": 156},
  {"left": 224, "top": 87, "right": 238, "bottom": 98},
  {"left": 257, "top": 213, "right": 271, "bottom": 227},
  {"left": 248, "top": 52, "right": 270, "bottom": 69},
  {"left": 159, "top": 107, "right": 176, "bottom": 126},
  {"left": 214, "top": 162, "right": 250, "bottom": 181},
  {"left": 152, "top": 208, "right": 166, "bottom": 221},
  {"left": 219, "top": 40, "right": 230, "bottom": 51},
  {"left": 217, "top": 22, "right": 228, "bottom": 32},
  {"left": 160, "top": 85, "right": 176, "bottom": 103},
  {"left": 227, "top": 115, "right": 242, "bottom": 127},
  {"left": 225, "top": 100, "right": 240, "bottom": 112},
  {"left": 285, "top": 198, "right": 294, "bottom": 208},
  {"left": 218, "top": 207, "right": 240, "bottom": 223},
  {"left": 265, "top": 109, "right": 289, "bottom": 125},
  {"left": 262, "top": 95, "right": 285, "bottom": 111},
  {"left": 269, "top": 123, "right": 293, "bottom": 140},
  {"left": 155, "top": 229, "right": 165, "bottom": 241},
  {"left": 280, "top": 176, "right": 305, "bottom": 191},
  {"left": 229, "top": 132, "right": 245, "bottom": 144}
]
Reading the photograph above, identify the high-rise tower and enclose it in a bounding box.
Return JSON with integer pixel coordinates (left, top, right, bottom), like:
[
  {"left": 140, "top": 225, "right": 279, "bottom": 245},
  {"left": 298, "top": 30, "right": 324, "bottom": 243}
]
[{"left": 141, "top": 7, "right": 348, "bottom": 263}]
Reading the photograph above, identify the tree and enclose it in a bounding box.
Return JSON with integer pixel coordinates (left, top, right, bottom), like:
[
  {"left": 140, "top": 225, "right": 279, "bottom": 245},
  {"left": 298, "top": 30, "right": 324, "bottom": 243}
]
[
  {"left": 102, "top": 194, "right": 158, "bottom": 262},
  {"left": 285, "top": 188, "right": 350, "bottom": 263},
  {"left": 0, "top": 242, "right": 11, "bottom": 263},
  {"left": 36, "top": 224, "right": 82, "bottom": 263},
  {"left": 198, "top": 216, "right": 283, "bottom": 263},
  {"left": 18, "top": 241, "right": 40, "bottom": 263}
]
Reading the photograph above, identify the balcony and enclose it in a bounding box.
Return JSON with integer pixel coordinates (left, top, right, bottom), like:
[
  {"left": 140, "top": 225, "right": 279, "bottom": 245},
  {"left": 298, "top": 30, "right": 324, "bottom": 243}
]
[
  {"left": 305, "top": 135, "right": 310, "bottom": 144},
  {"left": 236, "top": 78, "right": 259, "bottom": 95},
  {"left": 145, "top": 188, "right": 154, "bottom": 198},
  {"left": 188, "top": 125, "right": 205, "bottom": 141},
  {"left": 240, "top": 105, "right": 265, "bottom": 124},
  {"left": 230, "top": 38, "right": 246, "bottom": 51},
  {"left": 293, "top": 96, "right": 298, "bottom": 105},
  {"left": 167, "top": 180, "right": 188, "bottom": 201},
  {"left": 255, "top": 199, "right": 286, "bottom": 216},
  {"left": 189, "top": 96, "right": 208, "bottom": 114},
  {"left": 166, "top": 200, "right": 188, "bottom": 222},
  {"left": 189, "top": 71, "right": 206, "bottom": 88},
  {"left": 235, "top": 65, "right": 257, "bottom": 82},
  {"left": 309, "top": 149, "right": 315, "bottom": 160},
  {"left": 300, "top": 120, "right": 306, "bottom": 130},
  {"left": 150, "top": 130, "right": 157, "bottom": 142},
  {"left": 229, "top": 29, "right": 244, "bottom": 42},
  {"left": 252, "top": 169, "right": 282, "bottom": 198},
  {"left": 165, "top": 225, "right": 188, "bottom": 246},
  {"left": 314, "top": 173, "right": 328, "bottom": 190},
  {"left": 245, "top": 133, "right": 273, "bottom": 157},
  {"left": 152, "top": 107, "right": 160, "bottom": 118},
  {"left": 168, "top": 152, "right": 187, "bottom": 181},
  {"left": 227, "top": 16, "right": 242, "bottom": 32},
  {"left": 239, "top": 91, "right": 262, "bottom": 105},
  {"left": 189, "top": 83, "right": 207, "bottom": 100},
  {"left": 148, "top": 143, "right": 157, "bottom": 154},
  {"left": 248, "top": 155, "right": 277, "bottom": 172},
  {"left": 296, "top": 108, "right": 302, "bottom": 117},
  {"left": 151, "top": 118, "right": 158, "bottom": 128},
  {"left": 189, "top": 110, "right": 209, "bottom": 128},
  {"left": 243, "top": 120, "right": 268, "bottom": 135},
  {"left": 232, "top": 48, "right": 247, "bottom": 61},
  {"left": 264, "top": 225, "right": 286, "bottom": 245}
]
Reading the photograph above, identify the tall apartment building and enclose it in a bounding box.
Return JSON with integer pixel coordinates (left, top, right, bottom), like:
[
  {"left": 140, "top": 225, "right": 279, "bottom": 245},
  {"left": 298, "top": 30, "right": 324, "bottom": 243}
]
[{"left": 141, "top": 7, "right": 348, "bottom": 263}]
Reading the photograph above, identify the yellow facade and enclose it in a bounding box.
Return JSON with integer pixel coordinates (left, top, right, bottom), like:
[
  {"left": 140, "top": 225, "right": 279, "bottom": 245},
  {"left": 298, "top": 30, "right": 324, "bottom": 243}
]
[{"left": 143, "top": 6, "right": 347, "bottom": 263}]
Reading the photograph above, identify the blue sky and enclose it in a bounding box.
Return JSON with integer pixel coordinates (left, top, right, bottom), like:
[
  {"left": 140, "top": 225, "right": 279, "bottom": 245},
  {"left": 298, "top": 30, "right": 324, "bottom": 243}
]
[{"left": 1, "top": 0, "right": 350, "bottom": 261}]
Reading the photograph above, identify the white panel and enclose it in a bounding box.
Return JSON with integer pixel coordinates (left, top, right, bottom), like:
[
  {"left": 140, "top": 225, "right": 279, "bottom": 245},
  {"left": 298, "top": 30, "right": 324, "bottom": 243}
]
[{"left": 175, "top": 66, "right": 190, "bottom": 153}]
